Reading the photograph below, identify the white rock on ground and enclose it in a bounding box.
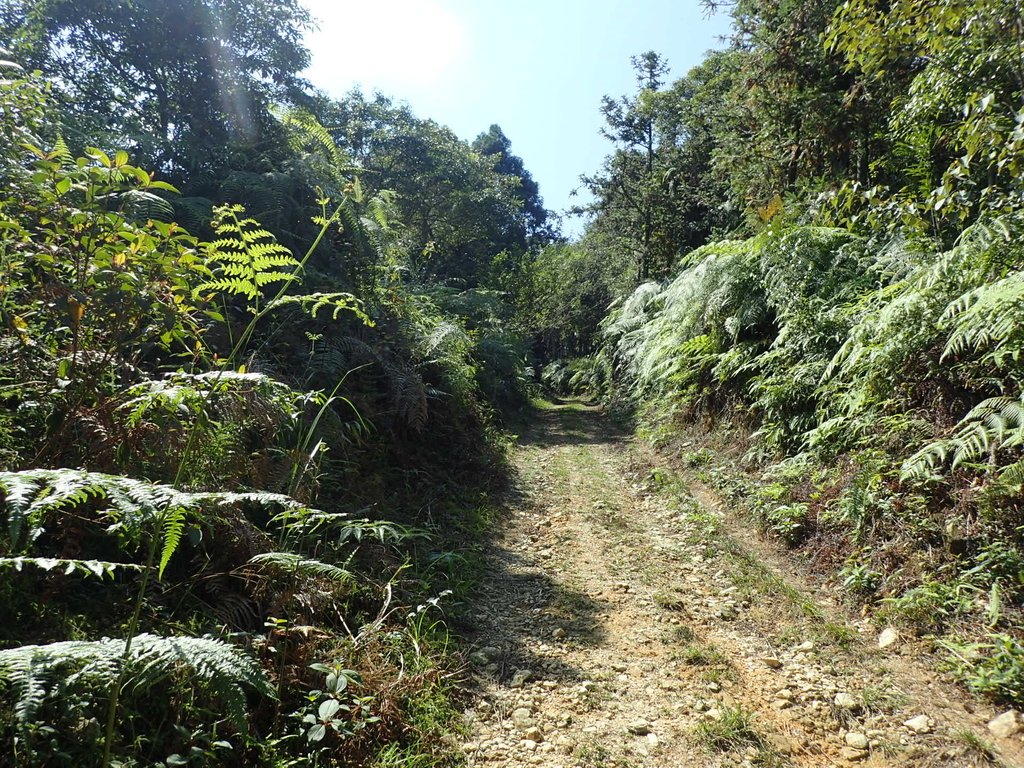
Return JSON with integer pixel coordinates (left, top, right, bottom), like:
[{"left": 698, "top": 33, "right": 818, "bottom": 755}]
[
  {"left": 511, "top": 708, "right": 535, "bottom": 730},
  {"left": 844, "top": 732, "right": 869, "bottom": 750},
  {"left": 877, "top": 627, "right": 899, "bottom": 649},
  {"left": 988, "top": 709, "right": 1021, "bottom": 739},
  {"left": 833, "top": 692, "right": 858, "bottom": 709},
  {"left": 626, "top": 719, "right": 651, "bottom": 735},
  {"left": 903, "top": 714, "right": 932, "bottom": 734}
]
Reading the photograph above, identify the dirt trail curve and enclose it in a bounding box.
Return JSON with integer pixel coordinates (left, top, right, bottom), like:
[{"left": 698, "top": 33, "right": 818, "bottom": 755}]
[{"left": 458, "top": 402, "right": 1024, "bottom": 768}]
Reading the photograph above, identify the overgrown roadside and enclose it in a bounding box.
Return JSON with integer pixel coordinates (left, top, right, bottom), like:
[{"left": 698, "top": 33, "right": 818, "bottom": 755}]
[{"left": 457, "top": 402, "right": 1024, "bottom": 768}]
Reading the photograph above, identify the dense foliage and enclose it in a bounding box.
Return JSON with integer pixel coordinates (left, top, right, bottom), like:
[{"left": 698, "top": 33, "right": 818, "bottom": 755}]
[
  {"left": 545, "top": 0, "right": 1024, "bottom": 706},
  {"left": 6, "top": 0, "right": 1024, "bottom": 760},
  {"left": 0, "top": 0, "right": 554, "bottom": 761}
]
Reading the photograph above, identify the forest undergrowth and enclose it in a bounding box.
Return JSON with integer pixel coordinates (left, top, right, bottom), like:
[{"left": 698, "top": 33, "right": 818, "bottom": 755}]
[
  {"left": 5, "top": 0, "right": 1024, "bottom": 763},
  {"left": 0, "top": 34, "right": 527, "bottom": 766},
  {"left": 536, "top": 0, "right": 1024, "bottom": 714}
]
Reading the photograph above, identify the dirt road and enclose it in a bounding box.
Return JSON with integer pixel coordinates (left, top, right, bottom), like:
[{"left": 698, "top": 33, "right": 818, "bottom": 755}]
[{"left": 458, "top": 402, "right": 1022, "bottom": 768}]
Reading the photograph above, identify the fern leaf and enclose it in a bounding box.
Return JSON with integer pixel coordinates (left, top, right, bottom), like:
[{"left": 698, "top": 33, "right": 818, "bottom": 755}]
[
  {"left": 0, "top": 557, "right": 144, "bottom": 578},
  {"left": 116, "top": 189, "right": 176, "bottom": 222},
  {"left": 0, "top": 469, "right": 318, "bottom": 575},
  {"left": 159, "top": 507, "right": 186, "bottom": 578},
  {"left": 198, "top": 205, "right": 300, "bottom": 306},
  {"left": 0, "top": 634, "right": 273, "bottom": 736},
  {"left": 247, "top": 552, "right": 353, "bottom": 583},
  {"left": 267, "top": 292, "right": 373, "bottom": 325},
  {"left": 51, "top": 134, "right": 72, "bottom": 164}
]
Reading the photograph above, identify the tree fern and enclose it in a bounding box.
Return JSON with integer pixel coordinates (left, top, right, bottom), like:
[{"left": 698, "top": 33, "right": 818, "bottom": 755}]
[
  {"left": 607, "top": 238, "right": 766, "bottom": 402},
  {"left": 306, "top": 333, "right": 434, "bottom": 431},
  {"left": 172, "top": 195, "right": 215, "bottom": 232},
  {"left": 818, "top": 216, "right": 1022, "bottom": 441},
  {"left": 0, "top": 633, "right": 273, "bottom": 737},
  {"left": 50, "top": 134, "right": 72, "bottom": 164},
  {"left": 218, "top": 171, "right": 298, "bottom": 228}
]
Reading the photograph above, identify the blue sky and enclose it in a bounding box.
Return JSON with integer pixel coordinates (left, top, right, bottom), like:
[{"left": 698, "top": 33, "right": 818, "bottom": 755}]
[{"left": 301, "top": 0, "right": 732, "bottom": 237}]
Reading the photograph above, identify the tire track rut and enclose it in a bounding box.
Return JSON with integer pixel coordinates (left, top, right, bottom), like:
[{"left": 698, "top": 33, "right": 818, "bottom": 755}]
[{"left": 459, "top": 403, "right": 1020, "bottom": 768}]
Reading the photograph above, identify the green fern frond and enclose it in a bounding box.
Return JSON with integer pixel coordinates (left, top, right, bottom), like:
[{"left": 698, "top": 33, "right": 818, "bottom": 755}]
[
  {"left": 903, "top": 395, "right": 1024, "bottom": 478},
  {"left": 268, "top": 291, "right": 373, "bottom": 325},
  {"left": 247, "top": 552, "right": 353, "bottom": 583},
  {"left": 0, "top": 557, "right": 145, "bottom": 578},
  {"left": 383, "top": 360, "right": 429, "bottom": 430},
  {"left": 0, "top": 469, "right": 180, "bottom": 552},
  {"left": 189, "top": 490, "right": 312, "bottom": 512},
  {"left": 0, "top": 634, "right": 273, "bottom": 736},
  {"left": 942, "top": 271, "right": 1024, "bottom": 367},
  {"left": 198, "top": 205, "right": 300, "bottom": 306},
  {"left": 276, "top": 107, "right": 358, "bottom": 187},
  {"left": 172, "top": 196, "right": 214, "bottom": 231},
  {"left": 999, "top": 459, "right": 1024, "bottom": 487},
  {"left": 365, "top": 190, "right": 397, "bottom": 231},
  {"left": 0, "top": 469, "right": 316, "bottom": 575},
  {"left": 116, "top": 189, "right": 175, "bottom": 222},
  {"left": 158, "top": 507, "right": 186, "bottom": 578},
  {"left": 51, "top": 134, "right": 72, "bottom": 164},
  {"left": 420, "top": 321, "right": 470, "bottom": 360},
  {"left": 121, "top": 370, "right": 311, "bottom": 431},
  {"left": 607, "top": 238, "right": 768, "bottom": 401},
  {"left": 218, "top": 172, "right": 295, "bottom": 224}
]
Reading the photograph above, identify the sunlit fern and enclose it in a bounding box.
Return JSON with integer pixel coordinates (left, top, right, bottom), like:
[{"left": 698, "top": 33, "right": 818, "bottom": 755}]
[
  {"left": 904, "top": 395, "right": 1024, "bottom": 478},
  {"left": 247, "top": 551, "right": 354, "bottom": 584},
  {"left": 198, "top": 204, "right": 300, "bottom": 307},
  {"left": 822, "top": 215, "right": 1022, "bottom": 427},
  {"left": 268, "top": 291, "right": 372, "bottom": 325},
  {"left": 609, "top": 239, "right": 766, "bottom": 400},
  {"left": 0, "top": 556, "right": 145, "bottom": 578},
  {"left": 276, "top": 107, "right": 358, "bottom": 197},
  {"left": 120, "top": 370, "right": 311, "bottom": 430},
  {"left": 943, "top": 270, "right": 1024, "bottom": 370}
]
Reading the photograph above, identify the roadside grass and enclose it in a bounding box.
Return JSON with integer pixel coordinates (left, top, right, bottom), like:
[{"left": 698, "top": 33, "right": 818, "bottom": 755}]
[
  {"left": 693, "top": 705, "right": 761, "bottom": 751},
  {"left": 638, "top": 452, "right": 874, "bottom": 655},
  {"left": 951, "top": 727, "right": 1001, "bottom": 765}
]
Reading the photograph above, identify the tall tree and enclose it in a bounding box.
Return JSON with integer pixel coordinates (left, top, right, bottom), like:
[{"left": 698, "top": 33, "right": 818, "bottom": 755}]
[
  {"left": 326, "top": 93, "right": 544, "bottom": 287},
  {"left": 472, "top": 124, "right": 554, "bottom": 247},
  {"left": 6, "top": 0, "right": 312, "bottom": 183},
  {"left": 710, "top": 0, "right": 886, "bottom": 209},
  {"left": 656, "top": 50, "right": 743, "bottom": 245},
  {"left": 580, "top": 52, "right": 687, "bottom": 282},
  {"left": 826, "top": 0, "right": 1024, "bottom": 232}
]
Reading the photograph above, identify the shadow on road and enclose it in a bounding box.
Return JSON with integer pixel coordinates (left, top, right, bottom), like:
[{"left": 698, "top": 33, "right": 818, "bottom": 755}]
[
  {"left": 462, "top": 542, "right": 610, "bottom": 685},
  {"left": 513, "top": 401, "right": 624, "bottom": 449},
  {"left": 459, "top": 401, "right": 620, "bottom": 685}
]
